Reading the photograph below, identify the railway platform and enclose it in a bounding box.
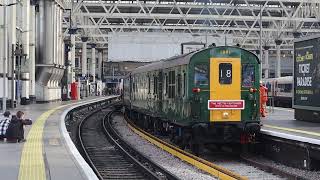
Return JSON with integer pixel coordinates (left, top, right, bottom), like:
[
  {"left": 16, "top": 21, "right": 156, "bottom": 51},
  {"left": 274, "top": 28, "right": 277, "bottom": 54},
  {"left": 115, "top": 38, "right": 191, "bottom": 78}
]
[
  {"left": 261, "top": 107, "right": 320, "bottom": 144},
  {"left": 260, "top": 107, "right": 320, "bottom": 170},
  {"left": 0, "top": 96, "right": 113, "bottom": 180}
]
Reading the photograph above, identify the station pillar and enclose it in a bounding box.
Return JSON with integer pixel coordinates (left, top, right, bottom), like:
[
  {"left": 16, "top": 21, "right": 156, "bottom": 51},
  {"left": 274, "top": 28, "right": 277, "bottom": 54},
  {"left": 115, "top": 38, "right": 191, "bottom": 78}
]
[
  {"left": 91, "top": 45, "right": 96, "bottom": 83},
  {"left": 97, "top": 49, "right": 103, "bottom": 80},
  {"left": 71, "top": 34, "right": 76, "bottom": 82},
  {"left": 275, "top": 39, "right": 282, "bottom": 78},
  {"left": 8, "top": 3, "right": 17, "bottom": 108},
  {"left": 29, "top": 2, "right": 36, "bottom": 103},
  {"left": 81, "top": 37, "right": 88, "bottom": 98},
  {"left": 263, "top": 46, "right": 270, "bottom": 79}
]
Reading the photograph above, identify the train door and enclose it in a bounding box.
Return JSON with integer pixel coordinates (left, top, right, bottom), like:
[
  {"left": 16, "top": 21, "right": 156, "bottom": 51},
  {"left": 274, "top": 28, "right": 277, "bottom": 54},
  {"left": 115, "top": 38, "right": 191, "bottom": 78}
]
[
  {"left": 209, "top": 58, "right": 242, "bottom": 122},
  {"left": 192, "top": 63, "right": 210, "bottom": 122}
]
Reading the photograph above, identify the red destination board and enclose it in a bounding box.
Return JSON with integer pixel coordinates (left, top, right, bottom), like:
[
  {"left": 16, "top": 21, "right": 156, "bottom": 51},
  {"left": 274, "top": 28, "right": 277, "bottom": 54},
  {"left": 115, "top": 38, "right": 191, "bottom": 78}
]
[{"left": 208, "top": 100, "right": 245, "bottom": 110}]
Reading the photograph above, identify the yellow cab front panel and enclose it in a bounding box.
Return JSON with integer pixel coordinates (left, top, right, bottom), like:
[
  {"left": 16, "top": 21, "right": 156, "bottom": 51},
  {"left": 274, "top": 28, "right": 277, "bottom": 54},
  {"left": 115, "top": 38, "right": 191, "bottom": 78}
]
[{"left": 209, "top": 49, "right": 243, "bottom": 122}]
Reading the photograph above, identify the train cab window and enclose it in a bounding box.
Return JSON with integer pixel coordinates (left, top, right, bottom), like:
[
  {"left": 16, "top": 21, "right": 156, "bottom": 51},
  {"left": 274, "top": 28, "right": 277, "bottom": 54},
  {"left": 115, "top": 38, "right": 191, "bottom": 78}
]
[
  {"left": 194, "top": 64, "right": 208, "bottom": 86},
  {"left": 219, "top": 63, "right": 232, "bottom": 84},
  {"left": 242, "top": 64, "right": 255, "bottom": 87}
]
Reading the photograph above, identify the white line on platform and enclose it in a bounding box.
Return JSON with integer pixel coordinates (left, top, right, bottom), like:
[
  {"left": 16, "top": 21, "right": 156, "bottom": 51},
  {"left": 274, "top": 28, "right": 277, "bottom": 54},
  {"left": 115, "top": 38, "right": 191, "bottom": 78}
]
[
  {"left": 261, "top": 129, "right": 320, "bottom": 145},
  {"left": 267, "top": 106, "right": 294, "bottom": 112}
]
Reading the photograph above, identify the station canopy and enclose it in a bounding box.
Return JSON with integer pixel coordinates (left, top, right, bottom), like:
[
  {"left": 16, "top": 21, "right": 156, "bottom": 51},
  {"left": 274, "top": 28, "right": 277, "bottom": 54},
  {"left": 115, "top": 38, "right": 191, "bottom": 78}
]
[{"left": 63, "top": 0, "right": 320, "bottom": 52}]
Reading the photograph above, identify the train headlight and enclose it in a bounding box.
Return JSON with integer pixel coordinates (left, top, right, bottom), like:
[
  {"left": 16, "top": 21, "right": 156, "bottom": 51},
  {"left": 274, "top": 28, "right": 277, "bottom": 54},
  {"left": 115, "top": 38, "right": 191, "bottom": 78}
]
[{"left": 222, "top": 112, "right": 229, "bottom": 119}]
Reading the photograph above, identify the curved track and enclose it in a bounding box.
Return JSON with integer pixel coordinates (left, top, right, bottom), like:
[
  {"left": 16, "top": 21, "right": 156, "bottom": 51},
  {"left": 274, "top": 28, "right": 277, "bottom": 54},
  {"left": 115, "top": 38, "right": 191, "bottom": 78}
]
[{"left": 78, "top": 107, "right": 178, "bottom": 180}]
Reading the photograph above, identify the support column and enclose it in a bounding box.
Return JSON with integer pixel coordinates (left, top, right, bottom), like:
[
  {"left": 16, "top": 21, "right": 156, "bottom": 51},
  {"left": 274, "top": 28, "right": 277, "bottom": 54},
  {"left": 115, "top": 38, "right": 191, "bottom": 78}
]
[
  {"left": 21, "top": 0, "right": 31, "bottom": 105},
  {"left": 263, "top": 46, "right": 270, "bottom": 79},
  {"left": 275, "top": 39, "right": 282, "bottom": 78},
  {"left": 8, "top": 2, "right": 17, "bottom": 109},
  {"left": 71, "top": 34, "right": 76, "bottom": 82},
  {"left": 98, "top": 49, "right": 103, "bottom": 80},
  {"left": 81, "top": 37, "right": 88, "bottom": 77},
  {"left": 1, "top": 3, "right": 8, "bottom": 111},
  {"left": 29, "top": 3, "right": 36, "bottom": 102},
  {"left": 91, "top": 45, "right": 96, "bottom": 83}
]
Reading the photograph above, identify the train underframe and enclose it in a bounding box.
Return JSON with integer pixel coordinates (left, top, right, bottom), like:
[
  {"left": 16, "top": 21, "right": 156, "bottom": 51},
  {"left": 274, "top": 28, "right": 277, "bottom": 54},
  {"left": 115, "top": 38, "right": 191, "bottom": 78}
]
[{"left": 125, "top": 107, "right": 261, "bottom": 155}]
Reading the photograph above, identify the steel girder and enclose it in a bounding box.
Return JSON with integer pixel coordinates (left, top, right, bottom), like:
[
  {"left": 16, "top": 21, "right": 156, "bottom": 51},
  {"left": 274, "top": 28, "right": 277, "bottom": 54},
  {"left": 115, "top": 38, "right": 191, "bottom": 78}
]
[{"left": 62, "top": 0, "right": 320, "bottom": 51}]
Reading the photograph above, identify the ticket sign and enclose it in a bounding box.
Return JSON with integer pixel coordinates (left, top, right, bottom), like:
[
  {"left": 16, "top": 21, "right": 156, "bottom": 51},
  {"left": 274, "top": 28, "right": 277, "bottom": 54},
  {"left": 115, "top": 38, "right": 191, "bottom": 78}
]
[
  {"left": 294, "top": 37, "right": 320, "bottom": 107},
  {"left": 208, "top": 100, "right": 245, "bottom": 110}
]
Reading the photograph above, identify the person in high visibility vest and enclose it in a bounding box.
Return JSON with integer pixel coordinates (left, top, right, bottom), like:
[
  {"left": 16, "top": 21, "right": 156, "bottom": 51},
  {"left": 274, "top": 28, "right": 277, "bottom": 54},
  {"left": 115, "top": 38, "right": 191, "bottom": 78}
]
[{"left": 260, "top": 82, "right": 268, "bottom": 117}]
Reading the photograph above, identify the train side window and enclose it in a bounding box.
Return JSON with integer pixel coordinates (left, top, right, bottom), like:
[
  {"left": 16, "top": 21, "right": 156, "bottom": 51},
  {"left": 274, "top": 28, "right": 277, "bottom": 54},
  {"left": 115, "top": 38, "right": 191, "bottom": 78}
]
[
  {"left": 278, "top": 83, "right": 292, "bottom": 92},
  {"left": 153, "top": 76, "right": 158, "bottom": 95},
  {"left": 177, "top": 74, "right": 182, "bottom": 96},
  {"left": 165, "top": 74, "right": 168, "bottom": 96},
  {"left": 242, "top": 64, "right": 255, "bottom": 87},
  {"left": 148, "top": 76, "right": 151, "bottom": 94},
  {"left": 194, "top": 64, "right": 208, "bottom": 86},
  {"left": 168, "top": 71, "right": 176, "bottom": 98},
  {"left": 183, "top": 72, "right": 186, "bottom": 97},
  {"left": 219, "top": 63, "right": 232, "bottom": 84}
]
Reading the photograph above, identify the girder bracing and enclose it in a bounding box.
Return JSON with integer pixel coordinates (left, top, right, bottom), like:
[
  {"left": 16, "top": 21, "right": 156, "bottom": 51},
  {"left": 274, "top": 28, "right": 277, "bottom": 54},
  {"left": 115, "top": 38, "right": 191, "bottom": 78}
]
[{"left": 63, "top": 0, "right": 320, "bottom": 51}]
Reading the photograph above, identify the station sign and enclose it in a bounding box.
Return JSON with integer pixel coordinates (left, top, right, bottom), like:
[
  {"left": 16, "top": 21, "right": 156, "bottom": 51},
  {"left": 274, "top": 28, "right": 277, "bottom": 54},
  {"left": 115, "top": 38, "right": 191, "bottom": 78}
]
[
  {"left": 294, "top": 37, "right": 320, "bottom": 107},
  {"left": 208, "top": 100, "right": 245, "bottom": 110}
]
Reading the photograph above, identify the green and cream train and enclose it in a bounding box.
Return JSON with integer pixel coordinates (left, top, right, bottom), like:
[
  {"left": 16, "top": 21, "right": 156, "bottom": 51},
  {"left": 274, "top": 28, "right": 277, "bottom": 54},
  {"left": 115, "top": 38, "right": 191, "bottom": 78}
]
[{"left": 123, "top": 46, "right": 261, "bottom": 154}]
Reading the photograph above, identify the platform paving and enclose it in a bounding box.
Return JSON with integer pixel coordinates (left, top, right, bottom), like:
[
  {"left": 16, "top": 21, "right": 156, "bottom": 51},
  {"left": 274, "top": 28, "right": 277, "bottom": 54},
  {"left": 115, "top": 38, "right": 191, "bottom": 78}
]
[
  {"left": 262, "top": 107, "right": 320, "bottom": 143},
  {"left": 0, "top": 96, "right": 106, "bottom": 180}
]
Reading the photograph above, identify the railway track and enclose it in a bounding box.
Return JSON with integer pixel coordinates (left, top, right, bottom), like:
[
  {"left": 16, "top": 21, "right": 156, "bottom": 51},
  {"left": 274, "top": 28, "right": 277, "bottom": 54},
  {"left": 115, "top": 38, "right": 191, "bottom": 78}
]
[
  {"left": 124, "top": 117, "right": 291, "bottom": 180},
  {"left": 77, "top": 107, "right": 178, "bottom": 180}
]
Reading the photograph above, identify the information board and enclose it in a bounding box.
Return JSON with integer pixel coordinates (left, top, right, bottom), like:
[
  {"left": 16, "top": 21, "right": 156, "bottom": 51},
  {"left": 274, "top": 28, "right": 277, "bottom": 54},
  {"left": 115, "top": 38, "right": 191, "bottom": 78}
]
[{"left": 294, "top": 37, "right": 320, "bottom": 107}]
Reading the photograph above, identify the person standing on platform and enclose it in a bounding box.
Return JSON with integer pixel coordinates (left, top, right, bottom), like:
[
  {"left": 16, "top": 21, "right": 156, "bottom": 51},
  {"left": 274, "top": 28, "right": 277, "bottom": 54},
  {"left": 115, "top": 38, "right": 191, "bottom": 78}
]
[
  {"left": 0, "top": 111, "right": 11, "bottom": 141},
  {"left": 5, "top": 111, "right": 32, "bottom": 143},
  {"left": 260, "top": 82, "right": 268, "bottom": 117}
]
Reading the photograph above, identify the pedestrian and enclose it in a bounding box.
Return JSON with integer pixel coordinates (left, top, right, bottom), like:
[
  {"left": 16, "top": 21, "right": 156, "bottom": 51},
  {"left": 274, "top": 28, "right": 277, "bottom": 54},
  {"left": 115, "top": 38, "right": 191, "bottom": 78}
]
[
  {"left": 260, "top": 82, "right": 268, "bottom": 117},
  {"left": 0, "top": 111, "right": 11, "bottom": 141},
  {"left": 5, "top": 111, "right": 32, "bottom": 143}
]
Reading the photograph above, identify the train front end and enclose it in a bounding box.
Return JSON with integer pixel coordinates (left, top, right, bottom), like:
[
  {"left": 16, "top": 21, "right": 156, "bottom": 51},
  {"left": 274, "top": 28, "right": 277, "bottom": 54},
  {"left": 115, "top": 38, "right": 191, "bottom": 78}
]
[{"left": 190, "top": 46, "right": 261, "bottom": 144}]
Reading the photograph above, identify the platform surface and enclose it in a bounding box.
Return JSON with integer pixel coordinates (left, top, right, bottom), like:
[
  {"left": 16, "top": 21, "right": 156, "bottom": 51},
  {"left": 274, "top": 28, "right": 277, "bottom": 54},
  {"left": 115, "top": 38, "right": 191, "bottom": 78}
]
[
  {"left": 261, "top": 107, "right": 320, "bottom": 144},
  {"left": 0, "top": 96, "right": 108, "bottom": 180}
]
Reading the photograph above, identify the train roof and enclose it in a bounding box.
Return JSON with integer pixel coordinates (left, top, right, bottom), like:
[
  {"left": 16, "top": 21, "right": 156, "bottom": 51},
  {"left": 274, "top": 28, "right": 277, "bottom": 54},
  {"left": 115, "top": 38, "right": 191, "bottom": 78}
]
[
  {"left": 132, "top": 50, "right": 197, "bottom": 74},
  {"left": 130, "top": 46, "right": 259, "bottom": 75}
]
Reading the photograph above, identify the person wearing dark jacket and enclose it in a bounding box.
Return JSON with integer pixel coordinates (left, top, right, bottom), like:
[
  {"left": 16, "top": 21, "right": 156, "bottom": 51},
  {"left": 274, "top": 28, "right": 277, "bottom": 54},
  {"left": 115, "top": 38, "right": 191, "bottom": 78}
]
[
  {"left": 6, "top": 111, "right": 32, "bottom": 143},
  {"left": 0, "top": 111, "right": 11, "bottom": 141}
]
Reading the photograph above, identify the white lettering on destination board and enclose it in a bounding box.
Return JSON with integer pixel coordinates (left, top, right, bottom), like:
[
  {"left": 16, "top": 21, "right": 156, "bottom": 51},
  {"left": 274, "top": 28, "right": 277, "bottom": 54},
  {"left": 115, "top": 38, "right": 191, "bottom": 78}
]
[
  {"left": 298, "top": 63, "right": 310, "bottom": 74},
  {"left": 297, "top": 77, "right": 312, "bottom": 87}
]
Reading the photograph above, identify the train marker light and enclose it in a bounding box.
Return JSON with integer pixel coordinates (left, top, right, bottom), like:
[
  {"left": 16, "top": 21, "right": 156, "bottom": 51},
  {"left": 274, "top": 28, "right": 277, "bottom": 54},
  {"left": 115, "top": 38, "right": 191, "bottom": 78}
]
[
  {"left": 249, "top": 88, "right": 257, "bottom": 93},
  {"left": 192, "top": 87, "right": 201, "bottom": 93}
]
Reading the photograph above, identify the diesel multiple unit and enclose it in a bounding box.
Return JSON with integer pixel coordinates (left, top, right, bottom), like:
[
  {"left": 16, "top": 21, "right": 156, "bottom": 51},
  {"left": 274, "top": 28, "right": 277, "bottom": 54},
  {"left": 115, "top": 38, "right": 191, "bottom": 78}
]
[{"left": 123, "top": 46, "right": 261, "bottom": 154}]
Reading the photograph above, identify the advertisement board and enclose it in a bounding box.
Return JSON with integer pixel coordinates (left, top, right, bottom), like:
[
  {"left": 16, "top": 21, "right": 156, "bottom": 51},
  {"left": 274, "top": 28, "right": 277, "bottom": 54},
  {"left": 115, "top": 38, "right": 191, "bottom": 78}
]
[{"left": 294, "top": 37, "right": 320, "bottom": 107}]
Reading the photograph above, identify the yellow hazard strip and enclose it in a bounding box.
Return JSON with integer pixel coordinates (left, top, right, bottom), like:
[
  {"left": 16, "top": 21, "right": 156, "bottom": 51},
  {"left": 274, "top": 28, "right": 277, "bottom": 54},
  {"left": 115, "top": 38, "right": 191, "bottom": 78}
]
[
  {"left": 127, "top": 121, "right": 247, "bottom": 180},
  {"left": 264, "top": 124, "right": 320, "bottom": 137},
  {"left": 18, "top": 106, "right": 64, "bottom": 180}
]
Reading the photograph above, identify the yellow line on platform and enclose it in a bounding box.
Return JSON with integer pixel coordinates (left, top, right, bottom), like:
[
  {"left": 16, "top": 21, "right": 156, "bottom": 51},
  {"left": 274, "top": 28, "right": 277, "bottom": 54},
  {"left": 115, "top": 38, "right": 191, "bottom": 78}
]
[
  {"left": 127, "top": 121, "right": 247, "bottom": 180},
  {"left": 18, "top": 105, "right": 65, "bottom": 180},
  {"left": 264, "top": 124, "right": 320, "bottom": 137}
]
